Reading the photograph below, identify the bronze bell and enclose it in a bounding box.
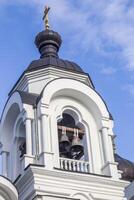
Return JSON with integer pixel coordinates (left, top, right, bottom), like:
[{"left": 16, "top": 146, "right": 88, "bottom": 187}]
[
  {"left": 70, "top": 129, "right": 84, "bottom": 159},
  {"left": 19, "top": 142, "right": 26, "bottom": 158},
  {"left": 59, "top": 126, "right": 70, "bottom": 157}
]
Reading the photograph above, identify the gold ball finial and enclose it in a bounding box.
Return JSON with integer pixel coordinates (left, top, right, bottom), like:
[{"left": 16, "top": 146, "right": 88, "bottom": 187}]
[{"left": 43, "top": 6, "right": 50, "bottom": 30}]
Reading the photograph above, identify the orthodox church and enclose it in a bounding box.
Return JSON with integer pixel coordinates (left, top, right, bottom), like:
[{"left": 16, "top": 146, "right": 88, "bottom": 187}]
[{"left": 0, "top": 7, "right": 134, "bottom": 200}]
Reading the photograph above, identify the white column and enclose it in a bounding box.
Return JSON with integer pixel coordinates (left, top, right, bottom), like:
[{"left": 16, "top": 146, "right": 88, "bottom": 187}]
[
  {"left": 108, "top": 134, "right": 115, "bottom": 161},
  {"left": 40, "top": 114, "right": 53, "bottom": 168},
  {"left": 2, "top": 151, "right": 8, "bottom": 177},
  {"left": 101, "top": 127, "right": 111, "bottom": 163},
  {"left": 41, "top": 114, "right": 51, "bottom": 153},
  {"left": 25, "top": 118, "right": 32, "bottom": 155}
]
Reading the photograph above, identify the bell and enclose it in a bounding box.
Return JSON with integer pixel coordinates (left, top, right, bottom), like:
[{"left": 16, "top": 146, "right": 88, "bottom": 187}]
[
  {"left": 59, "top": 126, "right": 70, "bottom": 157},
  {"left": 70, "top": 129, "right": 84, "bottom": 159},
  {"left": 19, "top": 142, "right": 26, "bottom": 158}
]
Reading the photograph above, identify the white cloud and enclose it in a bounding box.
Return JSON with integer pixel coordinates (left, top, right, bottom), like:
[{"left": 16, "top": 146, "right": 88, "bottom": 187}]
[
  {"left": 123, "top": 84, "right": 134, "bottom": 97},
  {"left": 1, "top": 0, "right": 134, "bottom": 72},
  {"left": 100, "top": 67, "right": 117, "bottom": 75}
]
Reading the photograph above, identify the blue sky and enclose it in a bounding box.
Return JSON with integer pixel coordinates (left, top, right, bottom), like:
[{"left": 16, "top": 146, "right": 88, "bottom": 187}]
[{"left": 0, "top": 0, "right": 134, "bottom": 161}]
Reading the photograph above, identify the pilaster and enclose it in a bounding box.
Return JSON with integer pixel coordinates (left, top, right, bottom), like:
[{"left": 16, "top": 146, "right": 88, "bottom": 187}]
[
  {"left": 1, "top": 151, "right": 9, "bottom": 177},
  {"left": 21, "top": 108, "right": 35, "bottom": 169},
  {"left": 25, "top": 118, "right": 33, "bottom": 155},
  {"left": 38, "top": 104, "right": 54, "bottom": 169},
  {"left": 100, "top": 127, "right": 119, "bottom": 179}
]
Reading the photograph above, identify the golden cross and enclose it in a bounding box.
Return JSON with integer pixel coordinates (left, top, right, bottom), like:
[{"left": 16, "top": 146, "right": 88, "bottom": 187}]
[{"left": 43, "top": 6, "right": 50, "bottom": 30}]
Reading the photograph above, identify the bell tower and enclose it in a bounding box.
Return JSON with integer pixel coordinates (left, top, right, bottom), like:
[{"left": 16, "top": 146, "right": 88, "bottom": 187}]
[{"left": 0, "top": 7, "right": 128, "bottom": 200}]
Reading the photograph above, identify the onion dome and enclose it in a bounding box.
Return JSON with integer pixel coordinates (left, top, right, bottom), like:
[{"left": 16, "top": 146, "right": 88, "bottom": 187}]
[
  {"left": 35, "top": 29, "right": 62, "bottom": 58},
  {"left": 25, "top": 6, "right": 84, "bottom": 73},
  {"left": 26, "top": 29, "right": 84, "bottom": 73},
  {"left": 115, "top": 154, "right": 134, "bottom": 182}
]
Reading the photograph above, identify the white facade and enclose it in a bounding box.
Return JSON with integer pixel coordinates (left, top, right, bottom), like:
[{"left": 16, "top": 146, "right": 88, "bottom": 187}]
[{"left": 0, "top": 66, "right": 129, "bottom": 200}]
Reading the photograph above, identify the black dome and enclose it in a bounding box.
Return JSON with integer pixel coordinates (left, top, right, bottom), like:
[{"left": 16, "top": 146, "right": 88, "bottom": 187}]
[
  {"left": 26, "top": 29, "right": 84, "bottom": 73},
  {"left": 35, "top": 29, "right": 62, "bottom": 58},
  {"left": 115, "top": 154, "right": 134, "bottom": 182},
  {"left": 27, "top": 56, "right": 84, "bottom": 73}
]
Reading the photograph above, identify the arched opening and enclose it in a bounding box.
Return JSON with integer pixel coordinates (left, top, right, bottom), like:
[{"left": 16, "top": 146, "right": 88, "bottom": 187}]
[
  {"left": 1, "top": 103, "right": 21, "bottom": 178},
  {"left": 17, "top": 122, "right": 26, "bottom": 158},
  {"left": 57, "top": 109, "right": 90, "bottom": 172},
  {"left": 13, "top": 119, "right": 26, "bottom": 179},
  {"left": 58, "top": 113, "right": 85, "bottom": 160},
  {"left": 2, "top": 103, "right": 20, "bottom": 151},
  {"left": 42, "top": 78, "right": 112, "bottom": 174}
]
